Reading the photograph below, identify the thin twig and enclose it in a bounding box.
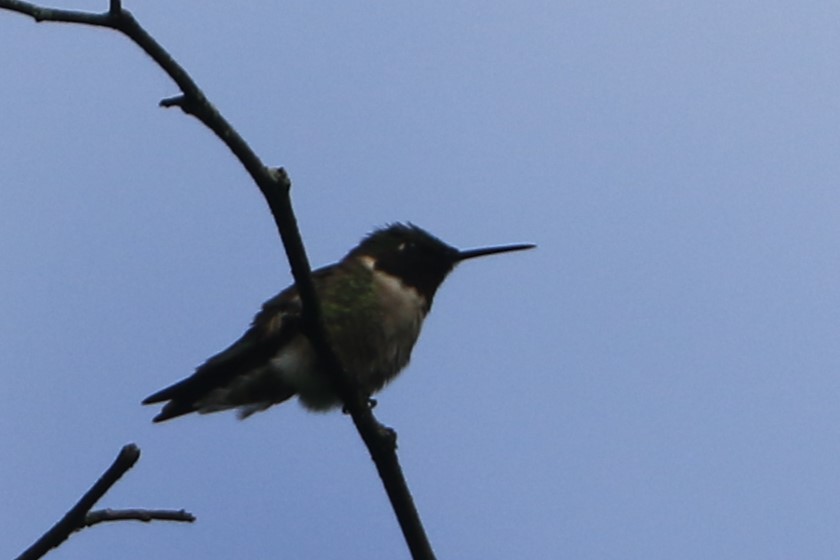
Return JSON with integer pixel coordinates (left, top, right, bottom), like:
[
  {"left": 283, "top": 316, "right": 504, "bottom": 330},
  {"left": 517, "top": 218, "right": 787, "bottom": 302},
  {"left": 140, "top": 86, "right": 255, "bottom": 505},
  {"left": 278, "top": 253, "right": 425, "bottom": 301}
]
[
  {"left": 15, "top": 444, "right": 140, "bottom": 560},
  {"left": 81, "top": 508, "right": 195, "bottom": 528},
  {"left": 0, "top": 2, "right": 435, "bottom": 558}
]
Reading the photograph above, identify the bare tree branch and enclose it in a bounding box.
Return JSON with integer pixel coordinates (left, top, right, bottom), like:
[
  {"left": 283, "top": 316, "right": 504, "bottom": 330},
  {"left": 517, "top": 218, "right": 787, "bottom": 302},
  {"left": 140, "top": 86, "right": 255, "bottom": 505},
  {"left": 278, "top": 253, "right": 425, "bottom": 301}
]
[
  {"left": 0, "top": 2, "right": 436, "bottom": 558},
  {"left": 15, "top": 444, "right": 194, "bottom": 560},
  {"left": 81, "top": 508, "right": 196, "bottom": 528},
  {"left": 15, "top": 444, "right": 139, "bottom": 560}
]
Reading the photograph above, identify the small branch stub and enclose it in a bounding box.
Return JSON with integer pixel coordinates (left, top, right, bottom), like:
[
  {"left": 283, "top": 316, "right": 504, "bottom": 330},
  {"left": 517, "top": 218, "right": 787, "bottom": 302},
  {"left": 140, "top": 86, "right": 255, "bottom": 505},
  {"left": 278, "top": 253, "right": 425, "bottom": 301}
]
[{"left": 268, "top": 167, "right": 291, "bottom": 191}]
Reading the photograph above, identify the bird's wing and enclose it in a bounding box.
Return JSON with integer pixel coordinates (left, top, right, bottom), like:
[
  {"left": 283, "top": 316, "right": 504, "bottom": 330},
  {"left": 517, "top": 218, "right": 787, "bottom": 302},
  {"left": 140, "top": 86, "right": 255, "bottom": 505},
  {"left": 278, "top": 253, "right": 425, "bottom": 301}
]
[{"left": 142, "top": 267, "right": 335, "bottom": 421}]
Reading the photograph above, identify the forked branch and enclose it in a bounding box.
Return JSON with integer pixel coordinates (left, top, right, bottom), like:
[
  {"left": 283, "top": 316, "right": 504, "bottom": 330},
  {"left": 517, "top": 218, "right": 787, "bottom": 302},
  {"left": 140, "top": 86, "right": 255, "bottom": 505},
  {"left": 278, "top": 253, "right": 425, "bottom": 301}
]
[{"left": 15, "top": 444, "right": 195, "bottom": 560}]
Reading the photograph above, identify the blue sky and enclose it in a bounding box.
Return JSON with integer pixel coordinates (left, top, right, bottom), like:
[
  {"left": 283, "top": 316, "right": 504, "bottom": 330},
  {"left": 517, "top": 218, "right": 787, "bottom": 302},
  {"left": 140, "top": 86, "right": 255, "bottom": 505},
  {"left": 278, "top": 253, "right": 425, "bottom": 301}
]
[{"left": 3, "top": 1, "right": 840, "bottom": 558}]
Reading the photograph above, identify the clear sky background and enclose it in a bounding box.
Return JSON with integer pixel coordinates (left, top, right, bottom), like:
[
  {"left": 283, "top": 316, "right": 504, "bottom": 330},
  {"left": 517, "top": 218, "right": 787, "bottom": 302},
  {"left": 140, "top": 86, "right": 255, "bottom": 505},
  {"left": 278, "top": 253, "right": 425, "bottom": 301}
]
[{"left": 2, "top": 2, "right": 840, "bottom": 559}]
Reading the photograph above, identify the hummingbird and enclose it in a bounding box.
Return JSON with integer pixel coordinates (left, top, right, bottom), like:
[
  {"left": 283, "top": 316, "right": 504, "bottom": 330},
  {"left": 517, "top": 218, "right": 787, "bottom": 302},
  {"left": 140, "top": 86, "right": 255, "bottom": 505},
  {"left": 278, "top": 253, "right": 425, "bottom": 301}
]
[{"left": 143, "top": 223, "right": 534, "bottom": 422}]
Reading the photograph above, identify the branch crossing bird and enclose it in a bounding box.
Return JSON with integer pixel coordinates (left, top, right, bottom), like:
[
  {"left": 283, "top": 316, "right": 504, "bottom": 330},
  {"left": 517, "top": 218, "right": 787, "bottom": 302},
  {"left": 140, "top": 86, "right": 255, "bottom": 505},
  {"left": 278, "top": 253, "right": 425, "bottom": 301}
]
[{"left": 143, "top": 223, "right": 534, "bottom": 422}]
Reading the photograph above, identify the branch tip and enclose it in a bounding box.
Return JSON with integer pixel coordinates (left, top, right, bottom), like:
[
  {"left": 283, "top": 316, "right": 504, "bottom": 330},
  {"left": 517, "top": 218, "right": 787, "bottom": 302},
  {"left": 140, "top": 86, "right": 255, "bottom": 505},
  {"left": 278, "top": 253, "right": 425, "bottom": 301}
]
[{"left": 120, "top": 442, "right": 141, "bottom": 462}]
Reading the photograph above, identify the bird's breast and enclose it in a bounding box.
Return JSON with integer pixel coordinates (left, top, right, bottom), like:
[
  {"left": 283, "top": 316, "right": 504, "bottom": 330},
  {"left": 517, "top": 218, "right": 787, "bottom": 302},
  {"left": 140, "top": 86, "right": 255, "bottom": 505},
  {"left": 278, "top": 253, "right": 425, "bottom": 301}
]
[{"left": 369, "top": 268, "right": 427, "bottom": 377}]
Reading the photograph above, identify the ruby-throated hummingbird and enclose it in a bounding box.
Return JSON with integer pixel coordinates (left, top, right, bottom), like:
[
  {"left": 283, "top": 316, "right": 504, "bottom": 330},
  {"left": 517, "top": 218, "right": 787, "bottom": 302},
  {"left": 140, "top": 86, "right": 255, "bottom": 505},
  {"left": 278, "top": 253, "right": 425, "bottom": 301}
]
[{"left": 143, "top": 223, "right": 534, "bottom": 422}]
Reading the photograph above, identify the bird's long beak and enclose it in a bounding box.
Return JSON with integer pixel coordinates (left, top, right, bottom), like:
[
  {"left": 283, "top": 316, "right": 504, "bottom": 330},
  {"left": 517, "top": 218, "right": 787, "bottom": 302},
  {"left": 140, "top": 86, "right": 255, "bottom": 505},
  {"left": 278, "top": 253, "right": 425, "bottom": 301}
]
[{"left": 456, "top": 242, "right": 536, "bottom": 262}]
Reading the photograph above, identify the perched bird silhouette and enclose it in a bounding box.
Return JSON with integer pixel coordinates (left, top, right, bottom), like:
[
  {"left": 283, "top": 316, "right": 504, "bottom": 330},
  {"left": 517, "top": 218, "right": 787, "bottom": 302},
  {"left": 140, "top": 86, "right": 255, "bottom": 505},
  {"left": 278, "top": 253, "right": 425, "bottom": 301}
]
[{"left": 143, "top": 223, "right": 534, "bottom": 422}]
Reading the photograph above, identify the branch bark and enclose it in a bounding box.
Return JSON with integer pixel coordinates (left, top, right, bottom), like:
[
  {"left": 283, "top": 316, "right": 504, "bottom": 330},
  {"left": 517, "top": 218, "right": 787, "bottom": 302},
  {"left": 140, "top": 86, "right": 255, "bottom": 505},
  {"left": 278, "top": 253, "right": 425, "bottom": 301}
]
[{"left": 0, "top": 2, "right": 435, "bottom": 558}]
